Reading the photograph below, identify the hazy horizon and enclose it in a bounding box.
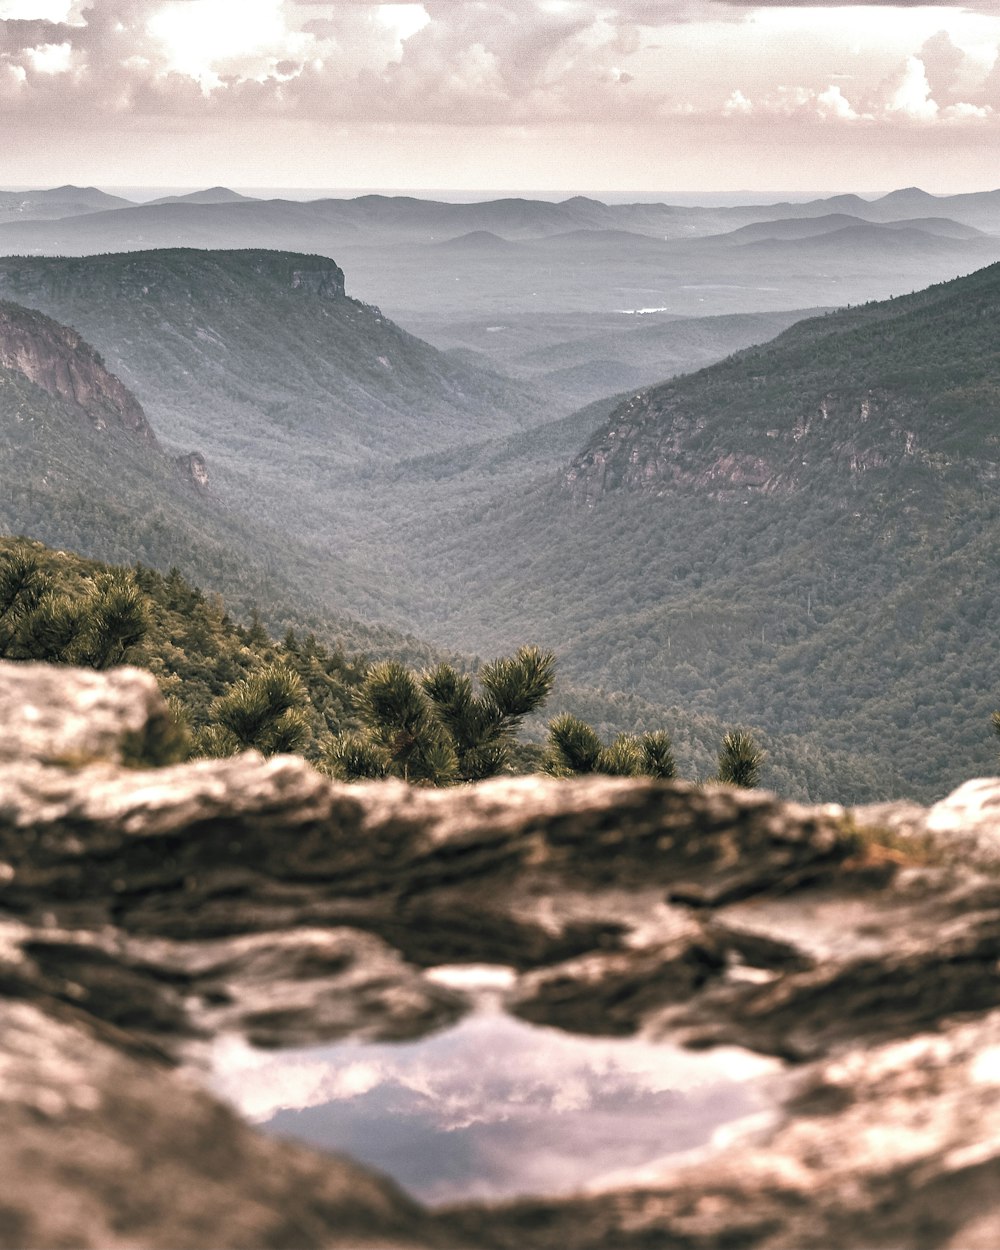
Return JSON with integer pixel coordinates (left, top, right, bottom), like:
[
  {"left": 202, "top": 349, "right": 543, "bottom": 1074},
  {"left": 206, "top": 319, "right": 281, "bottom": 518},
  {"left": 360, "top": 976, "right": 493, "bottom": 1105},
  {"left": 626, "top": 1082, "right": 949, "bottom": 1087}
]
[{"left": 3, "top": 183, "right": 994, "bottom": 207}]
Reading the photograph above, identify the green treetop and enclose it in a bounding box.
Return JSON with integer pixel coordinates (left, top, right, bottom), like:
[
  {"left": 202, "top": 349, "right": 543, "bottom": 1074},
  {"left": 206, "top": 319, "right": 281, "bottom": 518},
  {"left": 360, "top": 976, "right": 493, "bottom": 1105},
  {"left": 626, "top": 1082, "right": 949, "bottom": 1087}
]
[{"left": 326, "top": 645, "right": 556, "bottom": 785}]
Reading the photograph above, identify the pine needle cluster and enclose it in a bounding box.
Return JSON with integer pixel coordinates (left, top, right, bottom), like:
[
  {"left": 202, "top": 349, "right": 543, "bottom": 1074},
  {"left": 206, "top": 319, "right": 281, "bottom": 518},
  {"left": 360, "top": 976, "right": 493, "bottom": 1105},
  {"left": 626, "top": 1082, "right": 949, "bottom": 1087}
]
[
  {"left": 543, "top": 714, "right": 678, "bottom": 779},
  {"left": 716, "top": 730, "right": 766, "bottom": 788},
  {"left": 195, "top": 664, "right": 310, "bottom": 758},
  {"left": 325, "top": 645, "right": 556, "bottom": 785},
  {"left": 0, "top": 549, "right": 148, "bottom": 670},
  {"left": 543, "top": 713, "right": 765, "bottom": 788}
]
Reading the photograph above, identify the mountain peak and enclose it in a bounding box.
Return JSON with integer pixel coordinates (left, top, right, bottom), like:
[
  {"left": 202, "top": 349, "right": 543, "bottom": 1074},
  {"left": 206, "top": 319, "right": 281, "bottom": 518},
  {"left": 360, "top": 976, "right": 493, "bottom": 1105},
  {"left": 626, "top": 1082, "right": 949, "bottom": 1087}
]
[
  {"left": 878, "top": 186, "right": 939, "bottom": 204},
  {"left": 148, "top": 187, "right": 258, "bottom": 206}
]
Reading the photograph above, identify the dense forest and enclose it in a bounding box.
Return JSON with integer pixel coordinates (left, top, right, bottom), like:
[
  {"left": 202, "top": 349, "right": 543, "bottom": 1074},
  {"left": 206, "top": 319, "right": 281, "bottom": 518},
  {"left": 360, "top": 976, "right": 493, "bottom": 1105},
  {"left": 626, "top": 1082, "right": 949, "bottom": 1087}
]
[
  {"left": 5, "top": 252, "right": 1000, "bottom": 803},
  {"left": 332, "top": 264, "right": 1000, "bottom": 803}
]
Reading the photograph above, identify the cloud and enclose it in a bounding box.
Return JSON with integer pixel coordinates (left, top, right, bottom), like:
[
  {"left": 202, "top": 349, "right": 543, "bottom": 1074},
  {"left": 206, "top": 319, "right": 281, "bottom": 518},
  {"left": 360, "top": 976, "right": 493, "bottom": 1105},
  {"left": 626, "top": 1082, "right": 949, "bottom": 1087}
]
[
  {"left": 887, "top": 55, "right": 939, "bottom": 120},
  {"left": 723, "top": 87, "right": 753, "bottom": 115},
  {"left": 1, "top": 0, "right": 1000, "bottom": 181},
  {"left": 211, "top": 1012, "right": 777, "bottom": 1127},
  {"left": 815, "top": 83, "right": 860, "bottom": 120}
]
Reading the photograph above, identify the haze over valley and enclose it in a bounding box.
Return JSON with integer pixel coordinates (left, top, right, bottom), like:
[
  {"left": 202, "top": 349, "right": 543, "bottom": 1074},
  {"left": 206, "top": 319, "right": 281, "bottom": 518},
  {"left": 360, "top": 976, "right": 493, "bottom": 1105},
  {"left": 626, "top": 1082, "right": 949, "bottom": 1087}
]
[{"left": 1, "top": 174, "right": 1000, "bottom": 801}]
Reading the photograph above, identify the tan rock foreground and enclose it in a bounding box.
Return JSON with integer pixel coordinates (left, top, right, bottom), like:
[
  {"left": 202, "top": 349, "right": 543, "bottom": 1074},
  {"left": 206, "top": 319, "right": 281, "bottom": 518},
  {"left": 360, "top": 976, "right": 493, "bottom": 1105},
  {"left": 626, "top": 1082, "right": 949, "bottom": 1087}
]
[{"left": 1, "top": 660, "right": 1000, "bottom": 1248}]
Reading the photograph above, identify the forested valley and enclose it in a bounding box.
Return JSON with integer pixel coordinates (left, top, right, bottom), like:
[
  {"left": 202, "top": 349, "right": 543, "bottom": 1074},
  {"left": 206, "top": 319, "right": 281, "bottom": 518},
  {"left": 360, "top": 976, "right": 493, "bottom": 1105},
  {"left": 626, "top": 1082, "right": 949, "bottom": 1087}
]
[{"left": 2, "top": 189, "right": 1000, "bottom": 804}]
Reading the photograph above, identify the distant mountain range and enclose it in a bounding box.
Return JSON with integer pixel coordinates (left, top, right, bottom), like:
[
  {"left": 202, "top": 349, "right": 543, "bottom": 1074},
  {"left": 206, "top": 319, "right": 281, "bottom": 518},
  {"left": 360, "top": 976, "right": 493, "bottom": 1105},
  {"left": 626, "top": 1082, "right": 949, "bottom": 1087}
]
[
  {"left": 1, "top": 185, "right": 998, "bottom": 413},
  {"left": 0, "top": 184, "right": 131, "bottom": 224},
  {"left": 708, "top": 214, "right": 985, "bottom": 244},
  {"left": 3, "top": 182, "right": 1000, "bottom": 244}
]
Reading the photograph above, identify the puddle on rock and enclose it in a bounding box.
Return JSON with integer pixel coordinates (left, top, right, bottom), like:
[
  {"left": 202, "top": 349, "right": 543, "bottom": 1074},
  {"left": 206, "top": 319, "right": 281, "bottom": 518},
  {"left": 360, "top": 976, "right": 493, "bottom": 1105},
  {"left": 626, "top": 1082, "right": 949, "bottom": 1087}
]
[{"left": 208, "top": 964, "right": 783, "bottom": 1206}]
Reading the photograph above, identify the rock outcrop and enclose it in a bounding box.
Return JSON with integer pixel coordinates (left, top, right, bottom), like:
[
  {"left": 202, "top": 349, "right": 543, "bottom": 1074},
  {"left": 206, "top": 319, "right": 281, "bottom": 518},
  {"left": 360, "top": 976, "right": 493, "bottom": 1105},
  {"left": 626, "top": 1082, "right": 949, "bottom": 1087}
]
[
  {"left": 176, "top": 450, "right": 210, "bottom": 493},
  {"left": 0, "top": 299, "right": 156, "bottom": 442},
  {"left": 2, "top": 659, "right": 1000, "bottom": 1248}
]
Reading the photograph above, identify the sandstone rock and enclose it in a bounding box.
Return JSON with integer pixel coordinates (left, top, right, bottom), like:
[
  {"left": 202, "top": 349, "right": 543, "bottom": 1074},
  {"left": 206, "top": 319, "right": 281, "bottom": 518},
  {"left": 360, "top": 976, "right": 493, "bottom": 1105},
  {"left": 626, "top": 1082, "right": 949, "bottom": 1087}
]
[
  {"left": 0, "top": 1000, "right": 458, "bottom": 1250},
  {"left": 0, "top": 662, "right": 170, "bottom": 767},
  {"left": 3, "top": 659, "right": 1000, "bottom": 1248},
  {"left": 448, "top": 1009, "right": 1000, "bottom": 1249},
  {"left": 176, "top": 450, "right": 210, "bottom": 493},
  {"left": 925, "top": 777, "right": 1000, "bottom": 866}
]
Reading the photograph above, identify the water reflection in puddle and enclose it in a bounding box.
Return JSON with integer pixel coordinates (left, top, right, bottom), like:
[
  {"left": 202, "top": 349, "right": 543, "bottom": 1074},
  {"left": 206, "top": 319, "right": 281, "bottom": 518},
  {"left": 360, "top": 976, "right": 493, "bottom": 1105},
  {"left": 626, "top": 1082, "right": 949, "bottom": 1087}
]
[{"left": 209, "top": 965, "right": 782, "bottom": 1205}]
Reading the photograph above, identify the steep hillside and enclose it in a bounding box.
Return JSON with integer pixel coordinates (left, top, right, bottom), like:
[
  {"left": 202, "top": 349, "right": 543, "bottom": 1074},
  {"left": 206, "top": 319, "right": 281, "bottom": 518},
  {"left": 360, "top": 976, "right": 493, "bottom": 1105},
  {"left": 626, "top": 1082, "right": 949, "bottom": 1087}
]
[
  {"left": 0, "top": 291, "right": 901, "bottom": 801},
  {"left": 0, "top": 249, "right": 545, "bottom": 534},
  {"left": 568, "top": 261, "right": 1000, "bottom": 503},
  {"left": 0, "top": 296, "right": 453, "bottom": 664},
  {"left": 0, "top": 300, "right": 155, "bottom": 443},
  {"left": 367, "top": 262, "right": 1000, "bottom": 802}
]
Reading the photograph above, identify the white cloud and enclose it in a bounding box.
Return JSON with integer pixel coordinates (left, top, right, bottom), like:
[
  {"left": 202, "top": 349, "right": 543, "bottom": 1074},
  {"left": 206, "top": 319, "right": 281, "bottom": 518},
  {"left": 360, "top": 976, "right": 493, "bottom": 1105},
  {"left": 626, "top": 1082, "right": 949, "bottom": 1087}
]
[
  {"left": 722, "top": 87, "right": 752, "bottom": 115},
  {"left": 211, "top": 1014, "right": 779, "bottom": 1127},
  {"left": 3, "top": 0, "right": 1000, "bottom": 188},
  {"left": 887, "top": 55, "right": 939, "bottom": 120},
  {"left": 816, "top": 83, "right": 860, "bottom": 121},
  {"left": 25, "top": 37, "right": 68, "bottom": 71},
  {"left": 943, "top": 100, "right": 990, "bottom": 120}
]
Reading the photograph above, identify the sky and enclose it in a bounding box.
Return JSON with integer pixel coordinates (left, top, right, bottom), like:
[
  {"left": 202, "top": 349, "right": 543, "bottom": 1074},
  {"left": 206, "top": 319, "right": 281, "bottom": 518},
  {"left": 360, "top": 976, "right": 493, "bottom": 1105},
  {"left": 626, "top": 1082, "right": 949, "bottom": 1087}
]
[{"left": 2, "top": 1, "right": 1000, "bottom": 195}]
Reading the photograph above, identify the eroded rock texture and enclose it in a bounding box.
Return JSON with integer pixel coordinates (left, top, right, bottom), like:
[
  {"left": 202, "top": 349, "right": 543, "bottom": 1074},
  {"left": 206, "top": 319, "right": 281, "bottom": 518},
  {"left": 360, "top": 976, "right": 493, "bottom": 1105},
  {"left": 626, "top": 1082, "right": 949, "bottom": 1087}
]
[
  {"left": 0, "top": 299, "right": 156, "bottom": 441},
  {"left": 2, "top": 660, "right": 1000, "bottom": 1248}
]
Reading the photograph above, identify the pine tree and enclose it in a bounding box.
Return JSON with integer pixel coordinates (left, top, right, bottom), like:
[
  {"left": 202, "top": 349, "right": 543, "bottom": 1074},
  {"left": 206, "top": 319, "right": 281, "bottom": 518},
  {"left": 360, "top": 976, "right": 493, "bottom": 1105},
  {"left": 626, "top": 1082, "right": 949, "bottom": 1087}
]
[
  {"left": 544, "top": 713, "right": 603, "bottom": 774},
  {"left": 716, "top": 730, "right": 766, "bottom": 788},
  {"left": 639, "top": 730, "right": 677, "bottom": 780},
  {"left": 543, "top": 714, "right": 677, "bottom": 780},
  {"left": 0, "top": 550, "right": 147, "bottom": 668},
  {"left": 422, "top": 645, "right": 556, "bottom": 781},
  {"left": 0, "top": 550, "right": 47, "bottom": 636},
  {"left": 199, "top": 663, "right": 310, "bottom": 758},
  {"left": 75, "top": 572, "right": 149, "bottom": 670},
  {"left": 337, "top": 659, "right": 457, "bottom": 785},
  {"left": 12, "top": 592, "right": 87, "bottom": 662},
  {"left": 326, "top": 646, "right": 555, "bottom": 786}
]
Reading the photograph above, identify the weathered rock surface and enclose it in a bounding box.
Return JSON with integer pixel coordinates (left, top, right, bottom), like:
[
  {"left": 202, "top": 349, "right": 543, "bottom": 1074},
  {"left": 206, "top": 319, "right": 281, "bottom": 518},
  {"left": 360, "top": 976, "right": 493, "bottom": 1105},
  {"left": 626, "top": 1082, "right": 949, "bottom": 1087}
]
[
  {"left": 0, "top": 299, "right": 156, "bottom": 441},
  {"left": 2, "top": 660, "right": 1000, "bottom": 1248},
  {"left": 176, "top": 450, "right": 210, "bottom": 493}
]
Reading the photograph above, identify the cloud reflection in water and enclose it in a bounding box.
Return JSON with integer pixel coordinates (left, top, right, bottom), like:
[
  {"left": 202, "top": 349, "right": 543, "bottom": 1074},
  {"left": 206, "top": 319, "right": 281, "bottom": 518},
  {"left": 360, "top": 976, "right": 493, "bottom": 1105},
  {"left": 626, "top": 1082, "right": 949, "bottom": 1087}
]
[{"left": 211, "top": 985, "right": 780, "bottom": 1205}]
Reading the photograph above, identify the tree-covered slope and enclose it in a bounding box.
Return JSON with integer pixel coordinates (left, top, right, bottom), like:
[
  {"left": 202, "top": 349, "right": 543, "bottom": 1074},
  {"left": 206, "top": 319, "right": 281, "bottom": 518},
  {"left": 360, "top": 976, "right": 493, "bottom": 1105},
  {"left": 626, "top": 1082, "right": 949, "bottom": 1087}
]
[
  {"left": 364, "top": 263, "right": 1000, "bottom": 802},
  {"left": 569, "top": 259, "right": 1000, "bottom": 502},
  {"left": 0, "top": 535, "right": 890, "bottom": 800},
  {"left": 0, "top": 294, "right": 467, "bottom": 667},
  {"left": 0, "top": 249, "right": 546, "bottom": 534}
]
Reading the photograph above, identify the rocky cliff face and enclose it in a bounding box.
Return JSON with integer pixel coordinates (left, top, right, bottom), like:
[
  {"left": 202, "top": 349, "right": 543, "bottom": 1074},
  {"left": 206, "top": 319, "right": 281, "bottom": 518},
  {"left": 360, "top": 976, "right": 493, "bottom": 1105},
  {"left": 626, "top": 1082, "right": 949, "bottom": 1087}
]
[
  {"left": 565, "top": 384, "right": 921, "bottom": 505},
  {"left": 0, "top": 300, "right": 156, "bottom": 443},
  {"left": 566, "top": 266, "right": 1000, "bottom": 506},
  {"left": 3, "top": 659, "right": 1000, "bottom": 1248}
]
